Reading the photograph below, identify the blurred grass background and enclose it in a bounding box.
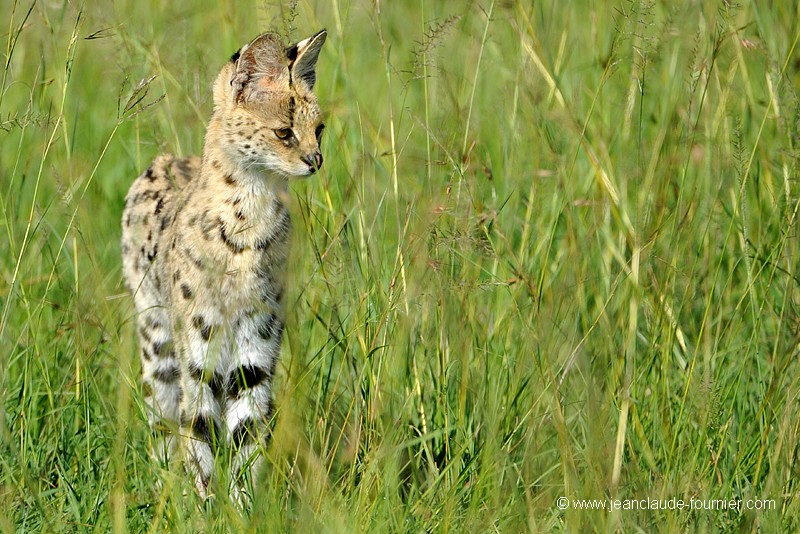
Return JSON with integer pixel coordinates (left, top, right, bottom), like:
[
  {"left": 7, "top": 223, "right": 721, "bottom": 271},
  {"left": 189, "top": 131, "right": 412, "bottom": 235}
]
[{"left": 1, "top": 0, "right": 799, "bottom": 531}]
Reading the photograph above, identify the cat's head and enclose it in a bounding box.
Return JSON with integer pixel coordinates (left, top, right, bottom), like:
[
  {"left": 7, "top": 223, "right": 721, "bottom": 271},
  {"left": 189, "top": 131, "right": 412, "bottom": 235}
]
[{"left": 212, "top": 30, "right": 327, "bottom": 178}]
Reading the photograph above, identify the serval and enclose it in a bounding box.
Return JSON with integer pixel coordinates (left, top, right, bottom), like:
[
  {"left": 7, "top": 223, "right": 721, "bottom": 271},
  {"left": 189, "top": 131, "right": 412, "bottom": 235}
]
[{"left": 121, "top": 29, "right": 327, "bottom": 500}]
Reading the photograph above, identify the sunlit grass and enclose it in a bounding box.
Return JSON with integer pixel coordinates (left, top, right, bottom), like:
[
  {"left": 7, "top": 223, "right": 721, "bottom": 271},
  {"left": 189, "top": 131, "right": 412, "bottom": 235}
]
[{"left": 1, "top": 0, "right": 799, "bottom": 531}]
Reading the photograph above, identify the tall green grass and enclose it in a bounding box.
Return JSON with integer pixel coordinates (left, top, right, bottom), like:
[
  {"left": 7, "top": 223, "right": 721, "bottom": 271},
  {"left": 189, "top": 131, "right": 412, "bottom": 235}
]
[{"left": 1, "top": 0, "right": 799, "bottom": 531}]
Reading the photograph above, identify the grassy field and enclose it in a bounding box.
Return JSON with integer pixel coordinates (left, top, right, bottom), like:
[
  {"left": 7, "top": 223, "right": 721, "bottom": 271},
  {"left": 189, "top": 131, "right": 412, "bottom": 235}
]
[{"left": 1, "top": 0, "right": 799, "bottom": 531}]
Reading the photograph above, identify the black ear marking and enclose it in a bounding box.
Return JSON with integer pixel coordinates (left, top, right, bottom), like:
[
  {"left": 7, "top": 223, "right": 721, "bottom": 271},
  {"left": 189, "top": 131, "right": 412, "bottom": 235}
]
[
  {"left": 288, "top": 29, "right": 327, "bottom": 90},
  {"left": 230, "top": 48, "right": 241, "bottom": 63}
]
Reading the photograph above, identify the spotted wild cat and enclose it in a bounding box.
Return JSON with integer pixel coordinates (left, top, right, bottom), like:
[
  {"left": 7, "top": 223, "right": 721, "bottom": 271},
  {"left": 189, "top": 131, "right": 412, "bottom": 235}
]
[{"left": 121, "top": 29, "right": 327, "bottom": 498}]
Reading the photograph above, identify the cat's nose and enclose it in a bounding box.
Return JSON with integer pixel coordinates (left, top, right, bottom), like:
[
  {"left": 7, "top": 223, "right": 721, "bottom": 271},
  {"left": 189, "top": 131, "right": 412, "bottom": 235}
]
[{"left": 302, "top": 151, "right": 323, "bottom": 172}]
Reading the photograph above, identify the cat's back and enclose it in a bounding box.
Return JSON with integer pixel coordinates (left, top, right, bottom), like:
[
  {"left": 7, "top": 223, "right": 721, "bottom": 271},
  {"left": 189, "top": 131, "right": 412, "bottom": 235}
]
[{"left": 121, "top": 154, "right": 200, "bottom": 294}]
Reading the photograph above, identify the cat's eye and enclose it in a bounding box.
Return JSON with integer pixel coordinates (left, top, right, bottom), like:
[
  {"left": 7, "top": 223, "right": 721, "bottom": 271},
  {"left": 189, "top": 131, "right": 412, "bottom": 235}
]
[
  {"left": 274, "top": 128, "right": 293, "bottom": 140},
  {"left": 315, "top": 124, "right": 325, "bottom": 141}
]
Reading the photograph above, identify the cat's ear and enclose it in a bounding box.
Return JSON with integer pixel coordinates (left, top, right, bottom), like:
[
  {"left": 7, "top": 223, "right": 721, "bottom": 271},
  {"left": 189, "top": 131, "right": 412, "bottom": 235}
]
[
  {"left": 287, "top": 30, "right": 327, "bottom": 91},
  {"left": 230, "top": 33, "right": 290, "bottom": 102}
]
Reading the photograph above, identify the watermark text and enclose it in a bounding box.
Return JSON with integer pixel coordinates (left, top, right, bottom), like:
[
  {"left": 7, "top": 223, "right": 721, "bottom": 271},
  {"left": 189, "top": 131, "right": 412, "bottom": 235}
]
[{"left": 556, "top": 496, "right": 775, "bottom": 513}]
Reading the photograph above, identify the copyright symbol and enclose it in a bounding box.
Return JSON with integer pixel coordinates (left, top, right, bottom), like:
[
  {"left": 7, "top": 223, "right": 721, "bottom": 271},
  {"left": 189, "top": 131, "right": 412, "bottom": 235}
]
[{"left": 557, "top": 497, "right": 569, "bottom": 510}]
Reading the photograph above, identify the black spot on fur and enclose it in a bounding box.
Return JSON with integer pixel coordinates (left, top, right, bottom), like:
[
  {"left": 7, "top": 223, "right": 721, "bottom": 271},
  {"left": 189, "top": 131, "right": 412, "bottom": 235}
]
[
  {"left": 200, "top": 210, "right": 215, "bottom": 240},
  {"left": 145, "top": 165, "right": 156, "bottom": 181},
  {"left": 193, "top": 315, "right": 212, "bottom": 341},
  {"left": 181, "top": 283, "right": 193, "bottom": 299},
  {"left": 230, "top": 48, "right": 241, "bottom": 63},
  {"left": 154, "top": 197, "right": 164, "bottom": 215},
  {"left": 210, "top": 377, "right": 224, "bottom": 397},
  {"left": 139, "top": 325, "right": 152, "bottom": 343},
  {"left": 223, "top": 174, "right": 236, "bottom": 186},
  {"left": 154, "top": 342, "right": 175, "bottom": 359},
  {"left": 176, "top": 158, "right": 193, "bottom": 175},
  {"left": 160, "top": 216, "right": 170, "bottom": 231},
  {"left": 186, "top": 361, "right": 224, "bottom": 396},
  {"left": 187, "top": 361, "right": 204, "bottom": 382},
  {"left": 182, "top": 413, "right": 219, "bottom": 447},
  {"left": 256, "top": 314, "right": 279, "bottom": 340},
  {"left": 219, "top": 219, "right": 245, "bottom": 253},
  {"left": 154, "top": 364, "right": 181, "bottom": 384},
  {"left": 173, "top": 270, "right": 181, "bottom": 282},
  {"left": 228, "top": 364, "right": 269, "bottom": 399},
  {"left": 185, "top": 248, "right": 204, "bottom": 269}
]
